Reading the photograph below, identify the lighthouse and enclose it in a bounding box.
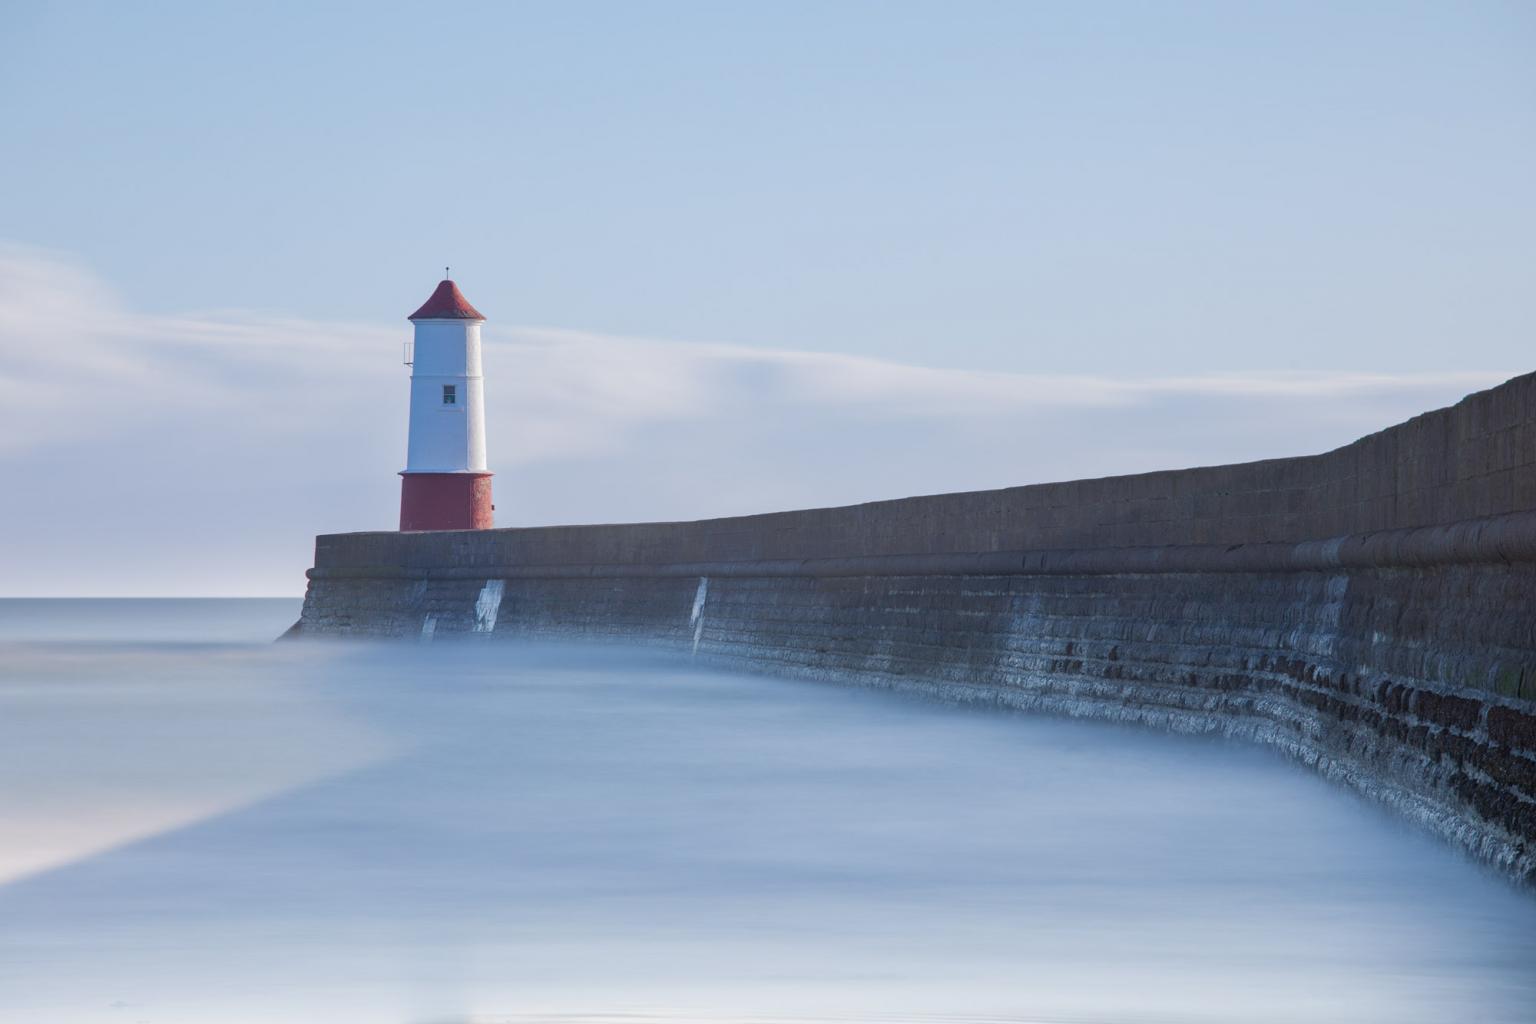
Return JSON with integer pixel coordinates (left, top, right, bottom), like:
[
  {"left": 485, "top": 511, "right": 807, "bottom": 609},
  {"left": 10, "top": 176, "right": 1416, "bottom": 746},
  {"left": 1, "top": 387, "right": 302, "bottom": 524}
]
[{"left": 399, "top": 274, "right": 493, "bottom": 531}]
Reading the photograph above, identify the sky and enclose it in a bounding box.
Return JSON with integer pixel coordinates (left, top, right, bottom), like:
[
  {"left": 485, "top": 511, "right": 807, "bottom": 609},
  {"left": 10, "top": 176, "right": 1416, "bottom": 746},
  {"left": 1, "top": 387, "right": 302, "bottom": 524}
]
[{"left": 0, "top": 1, "right": 1532, "bottom": 595}]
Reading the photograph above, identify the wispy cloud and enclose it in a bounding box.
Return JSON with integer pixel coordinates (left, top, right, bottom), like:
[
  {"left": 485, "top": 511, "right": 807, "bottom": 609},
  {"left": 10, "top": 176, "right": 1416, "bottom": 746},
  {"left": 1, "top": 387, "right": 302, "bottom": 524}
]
[{"left": 0, "top": 243, "right": 1511, "bottom": 595}]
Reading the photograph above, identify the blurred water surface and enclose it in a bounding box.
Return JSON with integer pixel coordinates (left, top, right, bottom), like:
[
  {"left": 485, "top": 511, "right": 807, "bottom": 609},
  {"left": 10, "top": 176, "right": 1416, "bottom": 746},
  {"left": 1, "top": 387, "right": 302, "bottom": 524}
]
[{"left": 0, "top": 598, "right": 1533, "bottom": 1024}]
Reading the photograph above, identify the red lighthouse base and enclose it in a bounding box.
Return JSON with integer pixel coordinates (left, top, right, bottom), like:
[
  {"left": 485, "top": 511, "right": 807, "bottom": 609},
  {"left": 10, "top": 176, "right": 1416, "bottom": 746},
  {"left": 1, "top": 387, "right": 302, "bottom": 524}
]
[{"left": 399, "top": 473, "right": 494, "bottom": 531}]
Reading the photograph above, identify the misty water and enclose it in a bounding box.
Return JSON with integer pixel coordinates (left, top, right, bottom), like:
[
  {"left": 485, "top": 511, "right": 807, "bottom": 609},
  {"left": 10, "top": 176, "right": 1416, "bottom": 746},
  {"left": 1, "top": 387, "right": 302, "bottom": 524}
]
[{"left": 1, "top": 600, "right": 1534, "bottom": 1024}]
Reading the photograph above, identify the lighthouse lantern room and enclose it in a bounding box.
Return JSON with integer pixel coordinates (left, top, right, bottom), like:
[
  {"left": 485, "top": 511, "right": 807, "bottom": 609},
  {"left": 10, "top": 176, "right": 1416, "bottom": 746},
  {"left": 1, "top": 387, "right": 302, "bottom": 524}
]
[{"left": 399, "top": 274, "right": 493, "bottom": 531}]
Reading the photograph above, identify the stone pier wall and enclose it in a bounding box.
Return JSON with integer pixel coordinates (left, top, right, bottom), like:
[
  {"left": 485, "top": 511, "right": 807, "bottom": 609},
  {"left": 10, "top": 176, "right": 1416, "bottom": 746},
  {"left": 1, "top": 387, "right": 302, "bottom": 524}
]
[{"left": 297, "top": 372, "right": 1536, "bottom": 881}]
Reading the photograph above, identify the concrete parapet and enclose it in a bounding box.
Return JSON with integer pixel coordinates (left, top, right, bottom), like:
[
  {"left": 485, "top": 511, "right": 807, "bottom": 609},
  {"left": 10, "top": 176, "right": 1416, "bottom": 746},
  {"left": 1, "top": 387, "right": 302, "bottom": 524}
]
[
  {"left": 309, "top": 509, "right": 1536, "bottom": 581},
  {"left": 313, "top": 371, "right": 1536, "bottom": 570}
]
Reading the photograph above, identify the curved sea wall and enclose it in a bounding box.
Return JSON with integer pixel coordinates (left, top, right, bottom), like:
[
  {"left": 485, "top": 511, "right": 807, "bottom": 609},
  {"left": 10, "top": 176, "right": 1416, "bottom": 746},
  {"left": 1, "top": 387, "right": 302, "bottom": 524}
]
[{"left": 298, "top": 372, "right": 1536, "bottom": 880}]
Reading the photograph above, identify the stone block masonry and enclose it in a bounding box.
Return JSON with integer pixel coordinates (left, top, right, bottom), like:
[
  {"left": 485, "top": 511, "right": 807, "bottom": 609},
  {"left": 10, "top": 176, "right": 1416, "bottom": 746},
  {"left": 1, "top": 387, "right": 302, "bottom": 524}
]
[{"left": 297, "top": 371, "right": 1536, "bottom": 882}]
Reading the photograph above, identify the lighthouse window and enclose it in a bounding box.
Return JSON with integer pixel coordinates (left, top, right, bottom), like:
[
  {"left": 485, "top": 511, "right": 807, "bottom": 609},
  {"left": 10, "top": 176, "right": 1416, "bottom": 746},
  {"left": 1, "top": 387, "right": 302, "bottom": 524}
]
[{"left": 442, "top": 385, "right": 457, "bottom": 405}]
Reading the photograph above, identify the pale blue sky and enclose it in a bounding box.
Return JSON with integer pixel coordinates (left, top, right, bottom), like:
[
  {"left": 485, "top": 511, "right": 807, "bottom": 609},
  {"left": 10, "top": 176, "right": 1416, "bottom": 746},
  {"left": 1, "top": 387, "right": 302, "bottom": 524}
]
[
  {"left": 4, "top": 1, "right": 1532, "bottom": 372},
  {"left": 1, "top": 2, "right": 1533, "bottom": 593}
]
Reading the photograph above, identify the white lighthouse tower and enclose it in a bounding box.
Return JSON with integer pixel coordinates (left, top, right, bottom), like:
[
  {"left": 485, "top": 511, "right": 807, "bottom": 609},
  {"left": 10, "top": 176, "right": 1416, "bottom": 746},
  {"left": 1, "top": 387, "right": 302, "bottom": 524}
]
[{"left": 399, "top": 273, "right": 493, "bottom": 531}]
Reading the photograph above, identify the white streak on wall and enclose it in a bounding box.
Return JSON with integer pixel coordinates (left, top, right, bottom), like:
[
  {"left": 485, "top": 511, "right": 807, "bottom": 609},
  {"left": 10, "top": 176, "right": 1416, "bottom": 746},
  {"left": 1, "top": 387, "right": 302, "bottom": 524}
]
[
  {"left": 690, "top": 577, "right": 709, "bottom": 655},
  {"left": 474, "top": 580, "right": 505, "bottom": 633},
  {"left": 420, "top": 615, "right": 437, "bottom": 642}
]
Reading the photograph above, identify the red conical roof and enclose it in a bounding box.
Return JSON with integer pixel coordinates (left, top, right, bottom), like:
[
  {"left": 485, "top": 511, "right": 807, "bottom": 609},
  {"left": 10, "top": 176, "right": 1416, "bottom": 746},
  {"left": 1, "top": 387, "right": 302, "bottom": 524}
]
[{"left": 408, "top": 278, "right": 484, "bottom": 321}]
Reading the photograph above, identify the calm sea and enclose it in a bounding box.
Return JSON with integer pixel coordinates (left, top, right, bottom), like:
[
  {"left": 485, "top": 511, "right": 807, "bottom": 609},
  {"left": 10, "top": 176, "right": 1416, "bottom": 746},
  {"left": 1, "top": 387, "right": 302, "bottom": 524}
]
[{"left": 0, "top": 598, "right": 1532, "bottom": 1024}]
